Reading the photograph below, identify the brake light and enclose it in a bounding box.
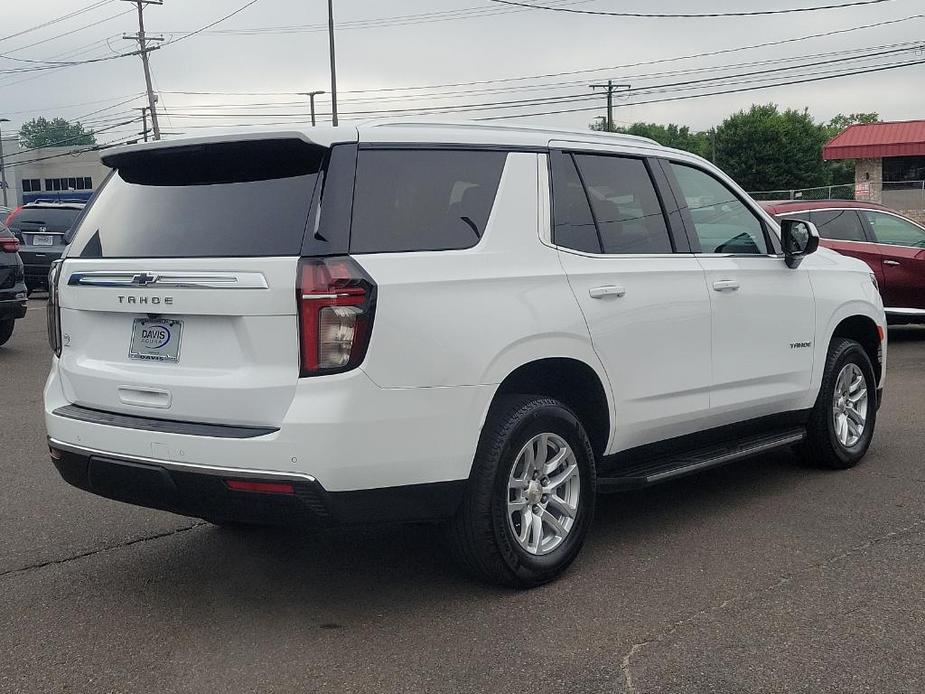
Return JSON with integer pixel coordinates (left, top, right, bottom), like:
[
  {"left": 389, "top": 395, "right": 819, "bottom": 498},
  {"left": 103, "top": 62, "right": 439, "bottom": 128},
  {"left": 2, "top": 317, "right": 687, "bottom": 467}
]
[
  {"left": 47, "top": 260, "right": 63, "bottom": 356},
  {"left": 297, "top": 256, "right": 376, "bottom": 377},
  {"left": 0, "top": 236, "right": 18, "bottom": 253},
  {"left": 4, "top": 206, "right": 23, "bottom": 227}
]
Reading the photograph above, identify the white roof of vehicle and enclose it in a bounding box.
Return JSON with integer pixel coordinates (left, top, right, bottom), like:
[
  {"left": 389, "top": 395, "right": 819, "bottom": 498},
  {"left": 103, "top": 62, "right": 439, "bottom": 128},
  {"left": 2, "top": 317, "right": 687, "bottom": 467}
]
[{"left": 100, "top": 119, "right": 669, "bottom": 166}]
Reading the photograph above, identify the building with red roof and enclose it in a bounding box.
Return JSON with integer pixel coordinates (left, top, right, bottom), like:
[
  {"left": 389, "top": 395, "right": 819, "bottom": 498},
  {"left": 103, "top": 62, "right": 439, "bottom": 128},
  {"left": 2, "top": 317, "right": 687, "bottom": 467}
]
[{"left": 823, "top": 120, "right": 925, "bottom": 222}]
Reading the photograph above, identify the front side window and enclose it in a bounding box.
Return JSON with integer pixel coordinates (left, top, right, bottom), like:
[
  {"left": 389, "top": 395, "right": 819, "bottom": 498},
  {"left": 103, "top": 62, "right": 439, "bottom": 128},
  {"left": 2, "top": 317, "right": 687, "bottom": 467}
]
[
  {"left": 863, "top": 211, "right": 925, "bottom": 248},
  {"left": 809, "top": 209, "right": 866, "bottom": 242},
  {"left": 350, "top": 149, "right": 507, "bottom": 254},
  {"left": 671, "top": 163, "right": 768, "bottom": 255},
  {"left": 572, "top": 154, "right": 672, "bottom": 254}
]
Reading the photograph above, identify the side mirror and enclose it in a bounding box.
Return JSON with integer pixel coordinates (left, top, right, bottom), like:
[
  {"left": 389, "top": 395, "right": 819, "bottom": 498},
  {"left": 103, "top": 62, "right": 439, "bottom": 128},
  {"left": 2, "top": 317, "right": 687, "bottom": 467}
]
[{"left": 780, "top": 218, "right": 820, "bottom": 269}]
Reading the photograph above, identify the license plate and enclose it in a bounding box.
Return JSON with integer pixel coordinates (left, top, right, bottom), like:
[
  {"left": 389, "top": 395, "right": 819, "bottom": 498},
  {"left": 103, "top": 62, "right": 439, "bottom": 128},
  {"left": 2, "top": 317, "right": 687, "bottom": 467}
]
[
  {"left": 33, "top": 235, "right": 54, "bottom": 246},
  {"left": 129, "top": 318, "right": 182, "bottom": 362}
]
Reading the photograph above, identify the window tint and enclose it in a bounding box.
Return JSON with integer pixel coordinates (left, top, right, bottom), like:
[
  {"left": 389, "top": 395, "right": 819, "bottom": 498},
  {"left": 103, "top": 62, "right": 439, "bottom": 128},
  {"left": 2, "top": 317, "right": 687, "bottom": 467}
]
[
  {"left": 10, "top": 208, "right": 82, "bottom": 230},
  {"left": 809, "top": 209, "right": 866, "bottom": 241},
  {"left": 671, "top": 163, "right": 768, "bottom": 254},
  {"left": 572, "top": 154, "right": 672, "bottom": 254},
  {"left": 350, "top": 149, "right": 506, "bottom": 254},
  {"left": 551, "top": 153, "right": 600, "bottom": 253},
  {"left": 68, "top": 140, "right": 323, "bottom": 258},
  {"left": 863, "top": 211, "right": 925, "bottom": 248}
]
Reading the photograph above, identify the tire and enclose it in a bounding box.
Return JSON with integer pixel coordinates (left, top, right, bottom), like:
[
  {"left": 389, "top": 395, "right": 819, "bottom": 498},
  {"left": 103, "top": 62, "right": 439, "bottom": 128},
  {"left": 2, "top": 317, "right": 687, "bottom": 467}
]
[
  {"left": 798, "top": 337, "right": 877, "bottom": 469},
  {"left": 0, "top": 319, "right": 14, "bottom": 347},
  {"left": 446, "top": 395, "right": 596, "bottom": 588}
]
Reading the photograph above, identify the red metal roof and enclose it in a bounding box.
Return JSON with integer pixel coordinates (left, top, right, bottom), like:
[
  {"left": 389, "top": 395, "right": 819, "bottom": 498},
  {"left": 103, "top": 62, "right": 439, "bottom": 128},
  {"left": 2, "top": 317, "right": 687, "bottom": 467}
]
[{"left": 823, "top": 120, "right": 925, "bottom": 160}]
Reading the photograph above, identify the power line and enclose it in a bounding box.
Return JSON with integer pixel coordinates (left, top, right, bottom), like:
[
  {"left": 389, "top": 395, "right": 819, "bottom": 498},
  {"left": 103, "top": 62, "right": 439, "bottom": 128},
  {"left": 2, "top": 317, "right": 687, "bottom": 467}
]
[
  {"left": 476, "top": 56, "right": 925, "bottom": 120},
  {"left": 487, "top": 0, "right": 902, "bottom": 18},
  {"left": 0, "top": 0, "right": 115, "bottom": 45},
  {"left": 162, "top": 0, "right": 263, "bottom": 46}
]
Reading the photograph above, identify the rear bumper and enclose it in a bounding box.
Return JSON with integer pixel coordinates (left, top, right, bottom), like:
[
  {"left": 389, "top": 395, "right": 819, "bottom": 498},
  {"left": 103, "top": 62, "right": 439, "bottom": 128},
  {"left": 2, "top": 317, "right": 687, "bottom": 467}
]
[
  {"left": 20, "top": 248, "right": 62, "bottom": 285},
  {"left": 0, "top": 297, "right": 27, "bottom": 320},
  {"left": 49, "top": 438, "right": 465, "bottom": 526}
]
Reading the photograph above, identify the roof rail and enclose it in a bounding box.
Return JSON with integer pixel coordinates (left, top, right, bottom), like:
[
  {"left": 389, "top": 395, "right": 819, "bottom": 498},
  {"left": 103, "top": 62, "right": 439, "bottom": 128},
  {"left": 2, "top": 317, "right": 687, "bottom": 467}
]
[{"left": 364, "top": 119, "right": 660, "bottom": 146}]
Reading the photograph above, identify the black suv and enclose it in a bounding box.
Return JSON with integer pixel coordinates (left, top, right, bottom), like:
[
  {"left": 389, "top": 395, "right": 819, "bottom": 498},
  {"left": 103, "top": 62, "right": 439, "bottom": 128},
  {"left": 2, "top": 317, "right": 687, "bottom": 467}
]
[
  {"left": 6, "top": 201, "right": 85, "bottom": 293},
  {"left": 0, "top": 222, "right": 27, "bottom": 346}
]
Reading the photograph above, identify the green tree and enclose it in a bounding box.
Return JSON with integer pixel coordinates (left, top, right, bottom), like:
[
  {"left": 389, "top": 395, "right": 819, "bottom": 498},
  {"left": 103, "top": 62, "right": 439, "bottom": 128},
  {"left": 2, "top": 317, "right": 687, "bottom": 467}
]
[
  {"left": 591, "top": 119, "right": 712, "bottom": 158},
  {"left": 823, "top": 112, "right": 880, "bottom": 185},
  {"left": 713, "top": 104, "right": 829, "bottom": 192},
  {"left": 18, "top": 117, "right": 96, "bottom": 149}
]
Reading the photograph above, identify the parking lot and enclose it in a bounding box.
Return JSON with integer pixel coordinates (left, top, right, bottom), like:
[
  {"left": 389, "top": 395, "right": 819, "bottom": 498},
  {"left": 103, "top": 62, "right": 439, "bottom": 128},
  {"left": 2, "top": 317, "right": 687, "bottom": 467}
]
[{"left": 0, "top": 299, "right": 923, "bottom": 693}]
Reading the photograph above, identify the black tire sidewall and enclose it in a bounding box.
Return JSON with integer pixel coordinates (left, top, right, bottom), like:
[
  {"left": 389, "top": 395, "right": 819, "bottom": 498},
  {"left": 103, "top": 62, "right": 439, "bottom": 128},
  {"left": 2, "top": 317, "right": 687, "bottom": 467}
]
[
  {"left": 0, "top": 319, "right": 14, "bottom": 346},
  {"left": 487, "top": 402, "right": 596, "bottom": 583},
  {"left": 822, "top": 342, "right": 877, "bottom": 465}
]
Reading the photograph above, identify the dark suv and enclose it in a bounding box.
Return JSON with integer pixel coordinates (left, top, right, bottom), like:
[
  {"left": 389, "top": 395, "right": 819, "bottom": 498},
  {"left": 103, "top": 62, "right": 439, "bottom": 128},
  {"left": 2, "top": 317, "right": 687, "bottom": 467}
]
[
  {"left": 5, "top": 201, "right": 85, "bottom": 294},
  {"left": 0, "top": 222, "right": 28, "bottom": 346}
]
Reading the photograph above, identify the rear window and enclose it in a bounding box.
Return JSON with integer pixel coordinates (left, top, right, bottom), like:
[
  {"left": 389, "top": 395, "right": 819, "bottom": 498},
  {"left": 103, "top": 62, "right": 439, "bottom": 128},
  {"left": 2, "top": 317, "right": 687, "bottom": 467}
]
[
  {"left": 68, "top": 139, "right": 324, "bottom": 258},
  {"left": 11, "top": 208, "right": 82, "bottom": 230},
  {"left": 349, "top": 149, "right": 507, "bottom": 253}
]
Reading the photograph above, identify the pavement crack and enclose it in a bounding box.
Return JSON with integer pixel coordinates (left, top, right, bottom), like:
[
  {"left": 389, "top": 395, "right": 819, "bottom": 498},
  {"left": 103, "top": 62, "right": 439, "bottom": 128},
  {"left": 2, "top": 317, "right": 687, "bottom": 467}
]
[
  {"left": 0, "top": 522, "right": 205, "bottom": 580},
  {"left": 617, "top": 516, "right": 925, "bottom": 693}
]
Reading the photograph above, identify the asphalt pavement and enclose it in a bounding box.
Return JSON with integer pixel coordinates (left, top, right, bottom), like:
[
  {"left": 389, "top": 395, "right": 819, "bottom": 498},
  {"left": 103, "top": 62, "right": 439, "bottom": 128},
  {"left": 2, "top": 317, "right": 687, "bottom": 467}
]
[{"left": 2, "top": 299, "right": 924, "bottom": 693}]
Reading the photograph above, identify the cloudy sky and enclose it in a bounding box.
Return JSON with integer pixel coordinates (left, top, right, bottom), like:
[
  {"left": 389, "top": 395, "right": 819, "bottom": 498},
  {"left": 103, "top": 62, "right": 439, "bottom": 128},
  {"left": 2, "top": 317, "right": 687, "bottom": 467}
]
[{"left": 1, "top": 0, "right": 924, "bottom": 146}]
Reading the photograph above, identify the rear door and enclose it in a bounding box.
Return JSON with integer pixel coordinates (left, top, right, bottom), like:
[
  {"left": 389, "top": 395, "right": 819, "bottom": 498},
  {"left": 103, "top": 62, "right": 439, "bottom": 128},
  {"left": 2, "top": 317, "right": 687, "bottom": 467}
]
[
  {"left": 57, "top": 138, "right": 327, "bottom": 427},
  {"left": 551, "top": 149, "right": 713, "bottom": 451},
  {"left": 859, "top": 209, "right": 925, "bottom": 311}
]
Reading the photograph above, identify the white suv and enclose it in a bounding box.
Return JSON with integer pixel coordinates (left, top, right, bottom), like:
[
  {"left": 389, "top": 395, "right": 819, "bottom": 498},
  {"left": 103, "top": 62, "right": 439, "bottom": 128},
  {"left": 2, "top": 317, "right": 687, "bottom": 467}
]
[{"left": 45, "top": 121, "right": 886, "bottom": 587}]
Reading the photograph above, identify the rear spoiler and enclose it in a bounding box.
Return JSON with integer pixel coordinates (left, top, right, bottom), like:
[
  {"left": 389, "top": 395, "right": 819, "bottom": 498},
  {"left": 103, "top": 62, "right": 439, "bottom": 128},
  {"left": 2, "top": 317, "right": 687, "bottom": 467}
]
[{"left": 100, "top": 127, "right": 358, "bottom": 168}]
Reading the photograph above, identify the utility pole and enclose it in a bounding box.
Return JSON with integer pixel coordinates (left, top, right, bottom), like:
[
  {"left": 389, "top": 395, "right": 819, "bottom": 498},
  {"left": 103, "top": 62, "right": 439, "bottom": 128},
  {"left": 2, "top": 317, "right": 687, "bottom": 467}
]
[
  {"left": 139, "top": 107, "right": 149, "bottom": 142},
  {"left": 300, "top": 91, "right": 325, "bottom": 127},
  {"left": 122, "top": 0, "right": 163, "bottom": 140},
  {"left": 327, "top": 0, "right": 338, "bottom": 126},
  {"left": 588, "top": 80, "right": 630, "bottom": 132},
  {"left": 0, "top": 118, "right": 9, "bottom": 208}
]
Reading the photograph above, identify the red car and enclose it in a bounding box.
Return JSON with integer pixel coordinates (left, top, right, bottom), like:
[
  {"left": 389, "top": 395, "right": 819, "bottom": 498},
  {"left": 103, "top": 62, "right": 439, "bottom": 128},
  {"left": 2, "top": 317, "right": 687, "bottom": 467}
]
[{"left": 762, "top": 200, "right": 925, "bottom": 324}]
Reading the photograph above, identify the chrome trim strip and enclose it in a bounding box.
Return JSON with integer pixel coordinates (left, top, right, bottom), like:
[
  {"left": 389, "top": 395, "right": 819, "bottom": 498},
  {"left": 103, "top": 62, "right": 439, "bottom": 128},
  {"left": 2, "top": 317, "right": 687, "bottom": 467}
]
[
  {"left": 884, "top": 307, "right": 925, "bottom": 316},
  {"left": 48, "top": 437, "right": 317, "bottom": 483},
  {"left": 67, "top": 271, "right": 269, "bottom": 289}
]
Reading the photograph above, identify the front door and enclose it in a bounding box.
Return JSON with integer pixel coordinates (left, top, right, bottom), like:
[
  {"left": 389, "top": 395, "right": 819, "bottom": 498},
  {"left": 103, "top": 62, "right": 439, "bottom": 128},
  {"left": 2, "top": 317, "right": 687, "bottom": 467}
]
[{"left": 666, "top": 161, "right": 816, "bottom": 420}]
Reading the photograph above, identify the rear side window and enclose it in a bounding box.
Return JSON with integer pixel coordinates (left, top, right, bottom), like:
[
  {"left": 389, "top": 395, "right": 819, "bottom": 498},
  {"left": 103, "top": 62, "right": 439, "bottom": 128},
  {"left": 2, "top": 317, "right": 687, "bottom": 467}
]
[
  {"left": 573, "top": 154, "right": 672, "bottom": 255},
  {"left": 551, "top": 153, "right": 600, "bottom": 253},
  {"left": 349, "top": 149, "right": 506, "bottom": 253},
  {"left": 68, "top": 139, "right": 324, "bottom": 258},
  {"left": 810, "top": 209, "right": 866, "bottom": 242}
]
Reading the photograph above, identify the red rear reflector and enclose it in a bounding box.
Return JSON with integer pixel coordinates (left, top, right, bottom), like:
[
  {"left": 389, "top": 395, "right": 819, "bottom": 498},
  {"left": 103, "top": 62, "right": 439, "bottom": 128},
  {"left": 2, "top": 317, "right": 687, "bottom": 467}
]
[
  {"left": 877, "top": 325, "right": 885, "bottom": 341},
  {"left": 0, "top": 237, "right": 19, "bottom": 253},
  {"left": 225, "top": 479, "right": 295, "bottom": 495}
]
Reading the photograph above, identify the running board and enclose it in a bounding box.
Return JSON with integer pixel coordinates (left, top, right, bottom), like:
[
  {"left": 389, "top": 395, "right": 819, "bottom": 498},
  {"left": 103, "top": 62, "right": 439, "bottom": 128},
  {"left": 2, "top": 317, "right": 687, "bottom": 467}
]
[{"left": 596, "top": 427, "right": 806, "bottom": 492}]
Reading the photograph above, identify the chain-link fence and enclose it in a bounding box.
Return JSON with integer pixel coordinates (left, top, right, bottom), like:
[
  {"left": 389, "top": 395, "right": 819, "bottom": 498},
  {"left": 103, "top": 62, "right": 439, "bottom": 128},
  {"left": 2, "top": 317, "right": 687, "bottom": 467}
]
[
  {"left": 749, "top": 181, "right": 925, "bottom": 212},
  {"left": 748, "top": 184, "right": 855, "bottom": 202}
]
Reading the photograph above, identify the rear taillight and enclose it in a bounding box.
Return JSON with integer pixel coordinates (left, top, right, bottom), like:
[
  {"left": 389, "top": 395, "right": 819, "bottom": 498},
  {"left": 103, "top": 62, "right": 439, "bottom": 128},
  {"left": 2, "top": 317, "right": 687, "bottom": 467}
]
[
  {"left": 0, "top": 236, "right": 18, "bottom": 253},
  {"left": 47, "top": 260, "right": 62, "bottom": 356},
  {"left": 4, "top": 206, "right": 23, "bottom": 227},
  {"left": 297, "top": 256, "right": 376, "bottom": 377}
]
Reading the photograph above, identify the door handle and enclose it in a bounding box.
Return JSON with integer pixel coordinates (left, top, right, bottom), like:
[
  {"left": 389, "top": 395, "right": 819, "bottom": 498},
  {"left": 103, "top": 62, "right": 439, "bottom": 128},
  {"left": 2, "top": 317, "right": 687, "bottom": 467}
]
[
  {"left": 712, "top": 279, "right": 740, "bottom": 292},
  {"left": 884, "top": 260, "right": 901, "bottom": 267},
  {"left": 589, "top": 285, "right": 626, "bottom": 299}
]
